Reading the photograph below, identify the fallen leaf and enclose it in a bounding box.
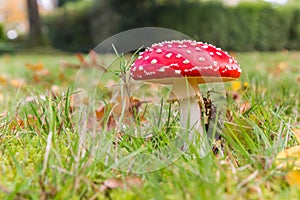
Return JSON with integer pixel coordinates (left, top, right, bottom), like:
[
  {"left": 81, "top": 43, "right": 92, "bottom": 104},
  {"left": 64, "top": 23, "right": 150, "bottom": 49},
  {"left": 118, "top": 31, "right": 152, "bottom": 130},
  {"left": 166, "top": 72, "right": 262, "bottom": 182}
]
[
  {"left": 61, "top": 52, "right": 106, "bottom": 70},
  {"left": 286, "top": 170, "right": 300, "bottom": 188},
  {"left": 60, "top": 60, "right": 80, "bottom": 69},
  {"left": 34, "top": 69, "right": 50, "bottom": 76},
  {"left": 76, "top": 53, "right": 85, "bottom": 64},
  {"left": 10, "top": 79, "right": 25, "bottom": 88},
  {"left": 276, "top": 145, "right": 300, "bottom": 170},
  {"left": 100, "top": 176, "right": 143, "bottom": 192},
  {"left": 297, "top": 77, "right": 300, "bottom": 83},
  {"left": 8, "top": 115, "right": 25, "bottom": 130},
  {"left": 102, "top": 178, "right": 124, "bottom": 189},
  {"left": 95, "top": 103, "right": 116, "bottom": 130},
  {"left": 0, "top": 75, "right": 8, "bottom": 85},
  {"left": 293, "top": 129, "right": 300, "bottom": 144},
  {"left": 239, "top": 101, "right": 251, "bottom": 114},
  {"left": 94, "top": 95, "right": 147, "bottom": 130},
  {"left": 277, "top": 62, "right": 289, "bottom": 70},
  {"left": 272, "top": 62, "right": 290, "bottom": 75},
  {"left": 25, "top": 63, "right": 44, "bottom": 71},
  {"left": 95, "top": 104, "right": 105, "bottom": 121},
  {"left": 33, "top": 69, "right": 50, "bottom": 83}
]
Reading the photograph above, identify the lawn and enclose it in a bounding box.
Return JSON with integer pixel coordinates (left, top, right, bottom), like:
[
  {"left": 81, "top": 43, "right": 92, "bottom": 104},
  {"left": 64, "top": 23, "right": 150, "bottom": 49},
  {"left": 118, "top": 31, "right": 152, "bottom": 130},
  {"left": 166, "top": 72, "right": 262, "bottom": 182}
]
[{"left": 0, "top": 49, "right": 299, "bottom": 199}]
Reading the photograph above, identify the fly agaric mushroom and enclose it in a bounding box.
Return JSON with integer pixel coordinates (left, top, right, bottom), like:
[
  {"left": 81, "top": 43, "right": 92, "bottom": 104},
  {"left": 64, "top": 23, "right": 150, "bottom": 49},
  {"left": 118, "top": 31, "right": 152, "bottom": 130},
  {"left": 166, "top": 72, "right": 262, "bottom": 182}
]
[{"left": 130, "top": 40, "right": 241, "bottom": 151}]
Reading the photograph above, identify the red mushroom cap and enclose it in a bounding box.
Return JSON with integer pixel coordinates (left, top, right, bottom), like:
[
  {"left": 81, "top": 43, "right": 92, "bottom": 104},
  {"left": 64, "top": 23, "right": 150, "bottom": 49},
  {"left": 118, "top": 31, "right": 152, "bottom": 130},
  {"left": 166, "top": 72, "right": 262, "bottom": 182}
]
[{"left": 130, "top": 40, "right": 241, "bottom": 84}]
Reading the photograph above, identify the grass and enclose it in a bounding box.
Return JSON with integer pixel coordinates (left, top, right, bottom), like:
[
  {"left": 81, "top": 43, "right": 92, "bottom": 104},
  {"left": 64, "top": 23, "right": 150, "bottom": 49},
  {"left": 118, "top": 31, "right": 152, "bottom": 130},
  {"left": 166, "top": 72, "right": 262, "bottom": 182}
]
[{"left": 0, "top": 49, "right": 299, "bottom": 199}]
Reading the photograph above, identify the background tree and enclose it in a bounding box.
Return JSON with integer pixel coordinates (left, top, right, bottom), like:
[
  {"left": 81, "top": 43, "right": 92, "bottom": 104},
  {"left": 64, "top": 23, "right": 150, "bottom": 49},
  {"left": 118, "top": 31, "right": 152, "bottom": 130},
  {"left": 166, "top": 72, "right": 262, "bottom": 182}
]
[{"left": 26, "top": 0, "right": 44, "bottom": 46}]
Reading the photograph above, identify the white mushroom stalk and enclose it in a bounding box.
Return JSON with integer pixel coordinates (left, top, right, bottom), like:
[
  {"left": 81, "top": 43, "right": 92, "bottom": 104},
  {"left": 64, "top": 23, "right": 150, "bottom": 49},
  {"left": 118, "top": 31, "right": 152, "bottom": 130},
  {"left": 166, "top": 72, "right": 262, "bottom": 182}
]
[{"left": 171, "top": 78, "right": 208, "bottom": 152}]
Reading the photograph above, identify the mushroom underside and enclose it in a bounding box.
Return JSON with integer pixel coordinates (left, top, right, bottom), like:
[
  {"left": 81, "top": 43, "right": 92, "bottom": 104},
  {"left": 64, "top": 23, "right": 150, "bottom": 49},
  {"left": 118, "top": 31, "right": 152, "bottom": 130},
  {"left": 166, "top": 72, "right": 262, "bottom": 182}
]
[{"left": 141, "top": 76, "right": 238, "bottom": 85}]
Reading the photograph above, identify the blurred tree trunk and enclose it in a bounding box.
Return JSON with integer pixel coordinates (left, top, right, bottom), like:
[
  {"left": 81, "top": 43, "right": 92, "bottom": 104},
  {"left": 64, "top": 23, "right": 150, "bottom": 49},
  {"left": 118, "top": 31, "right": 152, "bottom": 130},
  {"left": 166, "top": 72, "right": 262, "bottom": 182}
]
[{"left": 26, "top": 0, "right": 45, "bottom": 46}]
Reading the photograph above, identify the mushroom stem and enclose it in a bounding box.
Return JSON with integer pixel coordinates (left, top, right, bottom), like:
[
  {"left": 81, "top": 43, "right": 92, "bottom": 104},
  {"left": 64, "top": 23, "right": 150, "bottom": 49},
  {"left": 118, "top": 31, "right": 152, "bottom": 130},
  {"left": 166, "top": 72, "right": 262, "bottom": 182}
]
[{"left": 171, "top": 78, "right": 208, "bottom": 153}]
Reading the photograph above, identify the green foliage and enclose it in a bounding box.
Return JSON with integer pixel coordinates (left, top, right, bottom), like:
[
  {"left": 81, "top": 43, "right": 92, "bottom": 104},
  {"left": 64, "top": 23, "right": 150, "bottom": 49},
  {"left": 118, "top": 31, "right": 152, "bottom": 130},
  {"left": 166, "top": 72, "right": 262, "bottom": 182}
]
[
  {"left": 0, "top": 24, "right": 5, "bottom": 41},
  {"left": 44, "top": 0, "right": 300, "bottom": 51},
  {"left": 154, "top": 2, "right": 294, "bottom": 51},
  {"left": 44, "top": 1, "right": 94, "bottom": 52},
  {"left": 0, "top": 51, "right": 300, "bottom": 198},
  {"left": 288, "top": 8, "right": 300, "bottom": 50},
  {"left": 255, "top": 5, "right": 291, "bottom": 51},
  {"left": 227, "top": 3, "right": 260, "bottom": 51},
  {"left": 58, "top": 0, "right": 80, "bottom": 7}
]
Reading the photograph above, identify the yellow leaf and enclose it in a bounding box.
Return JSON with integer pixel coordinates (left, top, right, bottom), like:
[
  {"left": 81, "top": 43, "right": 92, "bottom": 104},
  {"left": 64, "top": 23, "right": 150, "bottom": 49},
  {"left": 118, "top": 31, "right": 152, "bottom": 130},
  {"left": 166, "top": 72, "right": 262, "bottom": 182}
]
[
  {"left": 286, "top": 170, "right": 300, "bottom": 188},
  {"left": 293, "top": 129, "right": 300, "bottom": 144},
  {"left": 276, "top": 145, "right": 300, "bottom": 170}
]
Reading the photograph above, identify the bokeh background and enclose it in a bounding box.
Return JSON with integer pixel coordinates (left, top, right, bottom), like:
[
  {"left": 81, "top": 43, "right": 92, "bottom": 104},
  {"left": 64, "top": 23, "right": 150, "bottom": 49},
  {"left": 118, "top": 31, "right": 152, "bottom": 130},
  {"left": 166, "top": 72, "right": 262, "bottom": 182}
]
[{"left": 1, "top": 0, "right": 300, "bottom": 53}]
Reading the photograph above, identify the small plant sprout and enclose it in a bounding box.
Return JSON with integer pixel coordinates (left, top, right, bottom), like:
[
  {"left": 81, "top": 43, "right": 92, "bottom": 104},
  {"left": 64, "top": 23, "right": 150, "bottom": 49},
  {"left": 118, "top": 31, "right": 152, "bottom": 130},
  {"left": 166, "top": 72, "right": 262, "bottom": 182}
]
[{"left": 130, "top": 40, "right": 242, "bottom": 153}]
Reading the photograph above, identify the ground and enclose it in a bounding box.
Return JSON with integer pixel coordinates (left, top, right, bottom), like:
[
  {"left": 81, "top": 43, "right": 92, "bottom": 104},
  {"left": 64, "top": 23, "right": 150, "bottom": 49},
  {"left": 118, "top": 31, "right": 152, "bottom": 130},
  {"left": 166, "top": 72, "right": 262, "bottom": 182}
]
[{"left": 0, "top": 49, "right": 299, "bottom": 199}]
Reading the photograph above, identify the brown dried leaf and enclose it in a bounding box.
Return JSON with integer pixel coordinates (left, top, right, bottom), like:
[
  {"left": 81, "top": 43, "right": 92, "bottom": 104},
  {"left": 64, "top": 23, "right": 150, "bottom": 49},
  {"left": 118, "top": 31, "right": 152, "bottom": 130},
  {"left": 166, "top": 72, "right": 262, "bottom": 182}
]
[
  {"left": 35, "top": 69, "right": 50, "bottom": 76},
  {"left": 94, "top": 104, "right": 116, "bottom": 129},
  {"left": 271, "top": 62, "right": 290, "bottom": 76},
  {"left": 32, "top": 68, "right": 51, "bottom": 83},
  {"left": 239, "top": 101, "right": 251, "bottom": 114},
  {"left": 9, "top": 115, "right": 24, "bottom": 130},
  {"left": 60, "top": 60, "right": 80, "bottom": 69},
  {"left": 25, "top": 63, "right": 44, "bottom": 71},
  {"left": 100, "top": 176, "right": 143, "bottom": 191},
  {"left": 0, "top": 75, "right": 8, "bottom": 85},
  {"left": 10, "top": 79, "right": 25, "bottom": 88},
  {"left": 76, "top": 53, "right": 85, "bottom": 64},
  {"left": 95, "top": 104, "right": 105, "bottom": 121},
  {"left": 93, "top": 95, "right": 148, "bottom": 130}
]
